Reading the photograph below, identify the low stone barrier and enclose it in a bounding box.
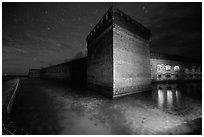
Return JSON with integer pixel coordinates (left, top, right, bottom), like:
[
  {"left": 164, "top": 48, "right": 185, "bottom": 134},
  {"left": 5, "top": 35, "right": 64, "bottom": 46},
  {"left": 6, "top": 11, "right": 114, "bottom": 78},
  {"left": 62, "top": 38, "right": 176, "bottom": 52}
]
[{"left": 2, "top": 78, "right": 29, "bottom": 135}]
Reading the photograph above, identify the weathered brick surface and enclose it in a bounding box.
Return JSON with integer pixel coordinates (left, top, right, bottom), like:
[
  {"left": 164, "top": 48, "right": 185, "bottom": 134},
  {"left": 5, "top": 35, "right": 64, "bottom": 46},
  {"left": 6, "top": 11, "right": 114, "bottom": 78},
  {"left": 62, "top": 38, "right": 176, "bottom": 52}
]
[
  {"left": 86, "top": 7, "right": 152, "bottom": 98},
  {"left": 113, "top": 25, "right": 151, "bottom": 97},
  {"left": 87, "top": 26, "right": 113, "bottom": 98}
]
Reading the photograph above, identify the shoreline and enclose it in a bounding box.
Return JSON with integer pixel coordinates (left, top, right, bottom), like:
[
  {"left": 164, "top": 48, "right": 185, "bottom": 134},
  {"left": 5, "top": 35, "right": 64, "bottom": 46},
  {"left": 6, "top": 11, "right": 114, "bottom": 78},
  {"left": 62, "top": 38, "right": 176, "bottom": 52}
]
[{"left": 2, "top": 78, "right": 29, "bottom": 135}]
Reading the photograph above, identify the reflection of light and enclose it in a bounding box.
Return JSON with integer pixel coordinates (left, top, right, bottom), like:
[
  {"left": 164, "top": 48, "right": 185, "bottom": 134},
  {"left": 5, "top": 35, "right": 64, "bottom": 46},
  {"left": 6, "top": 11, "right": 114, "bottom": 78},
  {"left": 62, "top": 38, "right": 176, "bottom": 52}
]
[
  {"left": 175, "top": 90, "right": 179, "bottom": 103},
  {"left": 158, "top": 89, "right": 164, "bottom": 108},
  {"left": 167, "top": 90, "right": 173, "bottom": 108}
]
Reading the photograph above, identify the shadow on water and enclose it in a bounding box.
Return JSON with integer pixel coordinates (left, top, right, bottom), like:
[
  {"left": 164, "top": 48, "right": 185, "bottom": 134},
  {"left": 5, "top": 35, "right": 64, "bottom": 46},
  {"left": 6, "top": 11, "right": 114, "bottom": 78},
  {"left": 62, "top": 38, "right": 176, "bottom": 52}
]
[{"left": 11, "top": 79, "right": 202, "bottom": 135}]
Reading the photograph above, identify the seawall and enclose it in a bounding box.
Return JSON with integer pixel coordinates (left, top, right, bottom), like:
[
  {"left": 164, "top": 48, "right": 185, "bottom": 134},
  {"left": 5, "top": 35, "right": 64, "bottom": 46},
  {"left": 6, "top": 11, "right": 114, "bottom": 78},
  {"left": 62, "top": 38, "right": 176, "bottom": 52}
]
[{"left": 2, "top": 78, "right": 29, "bottom": 135}]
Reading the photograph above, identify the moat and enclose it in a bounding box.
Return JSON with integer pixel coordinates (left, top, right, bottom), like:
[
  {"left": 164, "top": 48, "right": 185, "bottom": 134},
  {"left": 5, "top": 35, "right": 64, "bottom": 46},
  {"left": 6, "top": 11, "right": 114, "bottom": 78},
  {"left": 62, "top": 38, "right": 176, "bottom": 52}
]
[{"left": 3, "top": 77, "right": 202, "bottom": 135}]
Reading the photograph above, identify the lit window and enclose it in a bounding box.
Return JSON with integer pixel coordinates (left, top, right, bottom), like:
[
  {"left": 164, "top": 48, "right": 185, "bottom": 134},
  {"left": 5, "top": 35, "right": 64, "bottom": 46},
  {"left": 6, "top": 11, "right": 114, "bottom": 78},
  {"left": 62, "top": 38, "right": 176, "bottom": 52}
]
[
  {"left": 157, "top": 64, "right": 163, "bottom": 71},
  {"left": 174, "top": 66, "right": 180, "bottom": 71},
  {"left": 165, "top": 65, "right": 171, "bottom": 71}
]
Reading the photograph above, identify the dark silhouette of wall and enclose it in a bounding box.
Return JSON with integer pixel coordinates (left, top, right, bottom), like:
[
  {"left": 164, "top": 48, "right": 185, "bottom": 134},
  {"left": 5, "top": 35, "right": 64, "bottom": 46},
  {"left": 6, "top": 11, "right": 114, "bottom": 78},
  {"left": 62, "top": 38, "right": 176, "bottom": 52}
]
[
  {"left": 86, "top": 6, "right": 151, "bottom": 98},
  {"left": 40, "top": 57, "right": 87, "bottom": 85}
]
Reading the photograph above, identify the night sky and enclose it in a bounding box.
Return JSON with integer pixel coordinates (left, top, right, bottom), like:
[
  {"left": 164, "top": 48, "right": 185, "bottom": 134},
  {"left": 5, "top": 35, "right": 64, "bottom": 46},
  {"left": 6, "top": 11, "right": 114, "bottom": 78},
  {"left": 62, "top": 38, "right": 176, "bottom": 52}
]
[{"left": 2, "top": 2, "right": 202, "bottom": 75}]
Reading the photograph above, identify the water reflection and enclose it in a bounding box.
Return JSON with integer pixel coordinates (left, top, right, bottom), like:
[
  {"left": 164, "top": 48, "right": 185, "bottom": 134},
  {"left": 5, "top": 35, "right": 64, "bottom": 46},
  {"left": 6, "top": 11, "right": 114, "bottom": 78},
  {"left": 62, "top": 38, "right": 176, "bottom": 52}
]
[
  {"left": 153, "top": 82, "right": 202, "bottom": 110},
  {"left": 157, "top": 89, "right": 164, "bottom": 108},
  {"left": 167, "top": 89, "right": 173, "bottom": 109},
  {"left": 10, "top": 79, "right": 202, "bottom": 135}
]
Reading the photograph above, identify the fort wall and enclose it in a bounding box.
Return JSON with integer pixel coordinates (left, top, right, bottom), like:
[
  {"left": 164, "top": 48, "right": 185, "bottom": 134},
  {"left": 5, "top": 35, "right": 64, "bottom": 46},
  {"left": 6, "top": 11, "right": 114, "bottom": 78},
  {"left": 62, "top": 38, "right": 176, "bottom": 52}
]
[
  {"left": 87, "top": 26, "right": 113, "bottom": 98},
  {"left": 28, "top": 69, "right": 40, "bottom": 78},
  {"left": 86, "top": 7, "right": 113, "bottom": 98},
  {"left": 113, "top": 22, "right": 151, "bottom": 98},
  {"left": 40, "top": 58, "right": 86, "bottom": 84},
  {"left": 86, "top": 6, "right": 152, "bottom": 98},
  {"left": 29, "top": 6, "right": 202, "bottom": 99}
]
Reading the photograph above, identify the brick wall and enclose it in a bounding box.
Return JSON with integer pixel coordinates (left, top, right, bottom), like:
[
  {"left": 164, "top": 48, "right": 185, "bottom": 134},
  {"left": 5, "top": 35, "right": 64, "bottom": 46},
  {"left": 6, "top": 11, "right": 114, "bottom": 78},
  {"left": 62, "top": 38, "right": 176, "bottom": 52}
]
[
  {"left": 87, "top": 26, "right": 113, "bottom": 98},
  {"left": 113, "top": 24, "right": 151, "bottom": 98}
]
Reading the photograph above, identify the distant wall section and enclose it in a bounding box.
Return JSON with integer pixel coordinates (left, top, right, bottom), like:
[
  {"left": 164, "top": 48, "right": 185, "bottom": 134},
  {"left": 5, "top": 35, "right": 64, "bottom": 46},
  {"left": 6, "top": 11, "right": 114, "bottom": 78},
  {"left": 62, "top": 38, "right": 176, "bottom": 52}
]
[
  {"left": 28, "top": 69, "right": 40, "bottom": 78},
  {"left": 40, "top": 58, "right": 87, "bottom": 84}
]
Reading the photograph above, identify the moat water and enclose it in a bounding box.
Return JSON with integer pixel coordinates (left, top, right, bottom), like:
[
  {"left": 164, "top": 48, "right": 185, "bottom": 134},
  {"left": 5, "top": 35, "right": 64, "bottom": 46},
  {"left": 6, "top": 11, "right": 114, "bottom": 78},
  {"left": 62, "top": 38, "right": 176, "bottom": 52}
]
[{"left": 5, "top": 78, "right": 202, "bottom": 134}]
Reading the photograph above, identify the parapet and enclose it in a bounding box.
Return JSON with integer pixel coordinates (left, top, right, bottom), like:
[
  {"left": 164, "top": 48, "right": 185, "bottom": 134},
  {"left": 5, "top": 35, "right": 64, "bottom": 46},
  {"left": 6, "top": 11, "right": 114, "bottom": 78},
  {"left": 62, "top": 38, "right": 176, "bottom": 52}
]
[
  {"left": 86, "top": 7, "right": 113, "bottom": 45},
  {"left": 86, "top": 6, "right": 151, "bottom": 45},
  {"left": 29, "top": 69, "right": 40, "bottom": 72},
  {"left": 112, "top": 7, "right": 151, "bottom": 41}
]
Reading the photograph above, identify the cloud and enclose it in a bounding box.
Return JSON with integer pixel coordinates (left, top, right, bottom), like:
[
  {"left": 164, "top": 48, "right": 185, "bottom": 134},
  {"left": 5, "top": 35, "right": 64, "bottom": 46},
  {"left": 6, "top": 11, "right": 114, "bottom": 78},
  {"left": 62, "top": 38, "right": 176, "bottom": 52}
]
[
  {"left": 73, "top": 49, "right": 87, "bottom": 59},
  {"left": 26, "top": 33, "right": 62, "bottom": 48},
  {"left": 3, "top": 46, "right": 27, "bottom": 54},
  {"left": 2, "top": 33, "right": 14, "bottom": 42}
]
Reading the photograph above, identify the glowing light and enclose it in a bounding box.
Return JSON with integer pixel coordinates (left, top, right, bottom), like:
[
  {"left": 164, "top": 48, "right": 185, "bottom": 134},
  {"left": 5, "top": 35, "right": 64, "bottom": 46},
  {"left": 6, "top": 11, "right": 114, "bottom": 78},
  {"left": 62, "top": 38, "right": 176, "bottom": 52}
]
[
  {"left": 157, "top": 64, "right": 164, "bottom": 71},
  {"left": 158, "top": 89, "right": 164, "bottom": 108},
  {"left": 165, "top": 65, "right": 171, "bottom": 71},
  {"left": 175, "top": 90, "right": 179, "bottom": 103},
  {"left": 174, "top": 66, "right": 180, "bottom": 71},
  {"left": 167, "top": 90, "right": 173, "bottom": 109}
]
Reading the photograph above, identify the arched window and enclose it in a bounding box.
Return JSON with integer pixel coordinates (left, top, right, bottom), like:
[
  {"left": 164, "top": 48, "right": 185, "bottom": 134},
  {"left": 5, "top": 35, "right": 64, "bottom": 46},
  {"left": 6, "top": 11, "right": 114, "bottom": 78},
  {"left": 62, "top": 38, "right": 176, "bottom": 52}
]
[
  {"left": 157, "top": 64, "right": 163, "bottom": 71},
  {"left": 174, "top": 65, "right": 180, "bottom": 71},
  {"left": 165, "top": 65, "right": 171, "bottom": 71}
]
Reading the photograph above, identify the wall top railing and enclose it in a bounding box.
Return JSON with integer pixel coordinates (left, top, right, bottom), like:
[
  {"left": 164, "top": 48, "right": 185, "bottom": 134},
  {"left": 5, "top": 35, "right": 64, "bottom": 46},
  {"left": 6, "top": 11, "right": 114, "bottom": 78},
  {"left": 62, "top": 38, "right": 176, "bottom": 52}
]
[
  {"left": 86, "top": 6, "right": 151, "bottom": 45},
  {"left": 112, "top": 7, "right": 151, "bottom": 41},
  {"left": 86, "top": 6, "right": 113, "bottom": 45}
]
